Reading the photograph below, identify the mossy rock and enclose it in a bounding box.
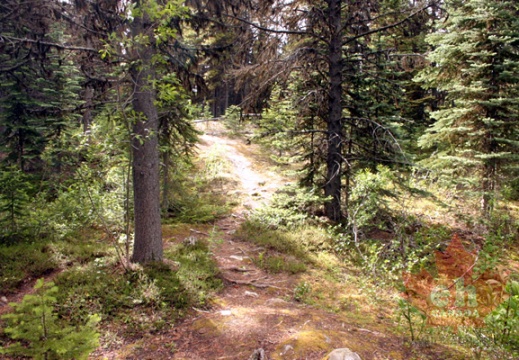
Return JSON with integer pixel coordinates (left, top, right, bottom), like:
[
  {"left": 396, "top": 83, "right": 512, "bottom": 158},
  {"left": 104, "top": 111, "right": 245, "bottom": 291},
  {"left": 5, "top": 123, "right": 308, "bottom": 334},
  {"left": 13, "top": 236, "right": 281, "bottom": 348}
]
[
  {"left": 191, "top": 318, "right": 223, "bottom": 338},
  {"left": 271, "top": 330, "right": 334, "bottom": 359}
]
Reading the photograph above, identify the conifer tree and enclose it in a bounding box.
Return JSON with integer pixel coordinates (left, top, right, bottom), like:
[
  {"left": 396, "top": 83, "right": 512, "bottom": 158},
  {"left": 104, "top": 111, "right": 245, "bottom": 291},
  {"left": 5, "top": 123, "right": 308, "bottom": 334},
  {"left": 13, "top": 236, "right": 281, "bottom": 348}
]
[
  {"left": 416, "top": 0, "right": 519, "bottom": 216},
  {"left": 1, "top": 279, "right": 100, "bottom": 359}
]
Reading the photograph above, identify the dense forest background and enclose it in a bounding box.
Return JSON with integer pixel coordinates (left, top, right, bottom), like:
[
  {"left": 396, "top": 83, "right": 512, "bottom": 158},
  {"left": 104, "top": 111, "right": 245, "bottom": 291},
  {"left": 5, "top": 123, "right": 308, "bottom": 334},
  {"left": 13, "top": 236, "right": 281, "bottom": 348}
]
[{"left": 0, "top": 0, "right": 518, "bottom": 359}]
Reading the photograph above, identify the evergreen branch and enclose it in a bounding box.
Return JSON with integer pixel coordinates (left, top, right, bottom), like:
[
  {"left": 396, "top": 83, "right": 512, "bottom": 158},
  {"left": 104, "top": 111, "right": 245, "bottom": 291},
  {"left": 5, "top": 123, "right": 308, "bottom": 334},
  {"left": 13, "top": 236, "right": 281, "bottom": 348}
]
[
  {"left": 0, "top": 34, "right": 98, "bottom": 53},
  {"left": 0, "top": 59, "right": 29, "bottom": 73},
  {"left": 388, "top": 53, "right": 427, "bottom": 58}
]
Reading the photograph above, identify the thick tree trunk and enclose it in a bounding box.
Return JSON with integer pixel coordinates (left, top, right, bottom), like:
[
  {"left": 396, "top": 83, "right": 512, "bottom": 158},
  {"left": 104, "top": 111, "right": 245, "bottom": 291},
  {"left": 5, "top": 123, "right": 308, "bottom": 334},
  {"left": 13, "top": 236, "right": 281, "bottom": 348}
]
[
  {"left": 129, "top": 7, "right": 163, "bottom": 263},
  {"left": 324, "top": 0, "right": 343, "bottom": 222}
]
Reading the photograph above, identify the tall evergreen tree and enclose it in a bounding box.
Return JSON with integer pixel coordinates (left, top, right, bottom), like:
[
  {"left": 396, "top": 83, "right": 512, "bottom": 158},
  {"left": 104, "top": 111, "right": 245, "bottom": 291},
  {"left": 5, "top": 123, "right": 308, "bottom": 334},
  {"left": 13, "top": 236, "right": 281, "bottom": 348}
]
[
  {"left": 0, "top": 3, "right": 82, "bottom": 173},
  {"left": 237, "top": 0, "right": 437, "bottom": 221},
  {"left": 416, "top": 0, "right": 519, "bottom": 216}
]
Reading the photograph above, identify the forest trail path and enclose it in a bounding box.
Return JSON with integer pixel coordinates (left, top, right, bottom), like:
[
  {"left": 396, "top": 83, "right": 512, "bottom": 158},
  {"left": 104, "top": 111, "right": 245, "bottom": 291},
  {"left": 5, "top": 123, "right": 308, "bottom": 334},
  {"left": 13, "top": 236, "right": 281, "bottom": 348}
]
[
  {"left": 196, "top": 122, "right": 285, "bottom": 212},
  {"left": 154, "top": 122, "right": 418, "bottom": 360}
]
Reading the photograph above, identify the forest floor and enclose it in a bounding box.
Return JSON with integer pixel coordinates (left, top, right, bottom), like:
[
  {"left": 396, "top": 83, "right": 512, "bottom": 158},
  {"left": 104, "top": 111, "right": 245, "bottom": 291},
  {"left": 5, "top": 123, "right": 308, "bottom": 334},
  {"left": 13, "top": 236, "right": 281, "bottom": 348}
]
[
  {"left": 0, "top": 121, "right": 479, "bottom": 359},
  {"left": 102, "top": 122, "right": 467, "bottom": 360}
]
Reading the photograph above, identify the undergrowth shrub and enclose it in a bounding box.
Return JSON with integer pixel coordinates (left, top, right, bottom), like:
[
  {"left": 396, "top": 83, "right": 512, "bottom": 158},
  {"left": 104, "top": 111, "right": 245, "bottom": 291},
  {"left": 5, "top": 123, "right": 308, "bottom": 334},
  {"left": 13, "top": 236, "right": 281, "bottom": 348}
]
[
  {"left": 55, "top": 265, "right": 137, "bottom": 323},
  {"left": 0, "top": 242, "right": 57, "bottom": 294},
  {"left": 456, "top": 282, "right": 519, "bottom": 359},
  {"left": 332, "top": 166, "right": 453, "bottom": 279},
  {"left": 255, "top": 84, "right": 301, "bottom": 165},
  {"left": 249, "top": 184, "right": 325, "bottom": 228},
  {"left": 143, "top": 261, "right": 188, "bottom": 308},
  {"left": 0, "top": 167, "right": 34, "bottom": 244},
  {"left": 164, "top": 156, "right": 231, "bottom": 223},
  {"left": 52, "top": 237, "right": 221, "bottom": 334},
  {"left": 254, "top": 253, "right": 306, "bottom": 274},
  {"left": 50, "top": 235, "right": 111, "bottom": 267},
  {"left": 165, "top": 239, "right": 222, "bottom": 307},
  {"left": 238, "top": 220, "right": 332, "bottom": 266},
  {"left": 484, "top": 281, "right": 519, "bottom": 353}
]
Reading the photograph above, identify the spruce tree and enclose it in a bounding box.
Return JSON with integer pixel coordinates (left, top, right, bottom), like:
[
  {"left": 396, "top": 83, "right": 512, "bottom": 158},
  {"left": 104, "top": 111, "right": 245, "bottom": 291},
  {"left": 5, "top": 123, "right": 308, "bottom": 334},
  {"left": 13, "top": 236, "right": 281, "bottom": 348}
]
[
  {"left": 416, "top": 0, "right": 519, "bottom": 216},
  {"left": 1, "top": 279, "right": 100, "bottom": 360}
]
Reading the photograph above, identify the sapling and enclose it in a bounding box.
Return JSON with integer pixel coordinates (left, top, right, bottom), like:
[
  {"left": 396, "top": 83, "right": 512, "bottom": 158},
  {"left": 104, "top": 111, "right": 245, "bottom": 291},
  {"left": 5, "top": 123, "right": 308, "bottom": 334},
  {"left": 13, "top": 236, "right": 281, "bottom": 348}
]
[{"left": 1, "top": 278, "right": 100, "bottom": 359}]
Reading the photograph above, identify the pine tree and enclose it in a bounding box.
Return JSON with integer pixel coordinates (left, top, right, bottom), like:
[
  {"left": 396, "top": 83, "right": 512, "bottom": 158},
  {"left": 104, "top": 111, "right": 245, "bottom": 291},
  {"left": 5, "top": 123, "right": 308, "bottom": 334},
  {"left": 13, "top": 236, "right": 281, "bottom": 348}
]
[
  {"left": 0, "top": 21, "right": 83, "bottom": 173},
  {"left": 1, "top": 279, "right": 100, "bottom": 359},
  {"left": 416, "top": 0, "right": 519, "bottom": 216},
  {"left": 252, "top": 0, "right": 434, "bottom": 221},
  {"left": 0, "top": 167, "right": 33, "bottom": 242}
]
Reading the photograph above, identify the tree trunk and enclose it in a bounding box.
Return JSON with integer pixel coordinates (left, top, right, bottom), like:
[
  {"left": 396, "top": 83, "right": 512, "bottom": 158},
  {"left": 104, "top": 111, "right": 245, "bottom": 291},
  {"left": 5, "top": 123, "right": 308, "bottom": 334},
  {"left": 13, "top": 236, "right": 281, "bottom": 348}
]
[
  {"left": 324, "top": 0, "right": 343, "bottom": 222},
  {"left": 481, "top": 156, "right": 496, "bottom": 218},
  {"left": 129, "top": 6, "right": 163, "bottom": 263},
  {"left": 81, "top": 85, "right": 94, "bottom": 135}
]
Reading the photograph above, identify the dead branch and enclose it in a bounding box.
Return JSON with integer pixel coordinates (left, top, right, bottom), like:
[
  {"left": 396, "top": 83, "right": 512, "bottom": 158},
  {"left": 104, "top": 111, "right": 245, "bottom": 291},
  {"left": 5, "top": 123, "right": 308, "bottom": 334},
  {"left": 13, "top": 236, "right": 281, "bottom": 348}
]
[
  {"left": 222, "top": 266, "right": 256, "bottom": 272},
  {"left": 222, "top": 275, "right": 287, "bottom": 290}
]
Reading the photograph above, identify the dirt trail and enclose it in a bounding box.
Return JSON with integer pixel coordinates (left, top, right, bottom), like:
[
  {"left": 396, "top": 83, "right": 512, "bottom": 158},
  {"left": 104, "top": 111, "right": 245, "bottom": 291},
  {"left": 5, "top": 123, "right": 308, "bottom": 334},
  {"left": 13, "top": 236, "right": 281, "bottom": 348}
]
[
  {"left": 197, "top": 128, "right": 285, "bottom": 212},
  {"left": 163, "top": 123, "right": 436, "bottom": 360}
]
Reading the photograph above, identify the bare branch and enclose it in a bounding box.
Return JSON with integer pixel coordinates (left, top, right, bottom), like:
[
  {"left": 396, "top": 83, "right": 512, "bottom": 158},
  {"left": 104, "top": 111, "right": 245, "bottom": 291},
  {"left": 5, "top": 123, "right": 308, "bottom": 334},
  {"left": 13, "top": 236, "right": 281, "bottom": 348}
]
[
  {"left": 223, "top": 14, "right": 327, "bottom": 43},
  {"left": 342, "top": 4, "right": 434, "bottom": 46}
]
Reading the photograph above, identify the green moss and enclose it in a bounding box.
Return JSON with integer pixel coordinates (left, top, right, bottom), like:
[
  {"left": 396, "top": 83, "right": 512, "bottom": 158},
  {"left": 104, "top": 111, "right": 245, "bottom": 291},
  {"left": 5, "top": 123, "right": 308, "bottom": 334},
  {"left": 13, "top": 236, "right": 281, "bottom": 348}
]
[
  {"left": 272, "top": 331, "right": 333, "bottom": 360},
  {"left": 191, "top": 318, "right": 222, "bottom": 338},
  {"left": 0, "top": 242, "right": 57, "bottom": 293},
  {"left": 143, "top": 261, "right": 188, "bottom": 308},
  {"left": 165, "top": 239, "right": 222, "bottom": 307}
]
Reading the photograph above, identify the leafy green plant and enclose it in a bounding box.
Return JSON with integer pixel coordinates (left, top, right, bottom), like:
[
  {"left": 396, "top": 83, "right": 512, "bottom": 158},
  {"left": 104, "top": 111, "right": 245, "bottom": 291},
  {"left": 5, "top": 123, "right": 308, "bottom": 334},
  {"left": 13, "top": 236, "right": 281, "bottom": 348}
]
[
  {"left": 456, "top": 282, "right": 519, "bottom": 359},
  {"left": 1, "top": 279, "right": 100, "bottom": 359},
  {"left": 397, "top": 298, "right": 426, "bottom": 342},
  {"left": 485, "top": 281, "right": 519, "bottom": 351},
  {"left": 294, "top": 281, "right": 312, "bottom": 302}
]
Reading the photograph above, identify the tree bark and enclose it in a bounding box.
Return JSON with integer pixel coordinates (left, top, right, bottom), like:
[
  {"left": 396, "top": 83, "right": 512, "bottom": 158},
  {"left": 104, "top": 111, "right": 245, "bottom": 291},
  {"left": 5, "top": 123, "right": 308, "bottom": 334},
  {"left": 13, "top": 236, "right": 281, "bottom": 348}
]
[
  {"left": 324, "top": 0, "right": 344, "bottom": 222},
  {"left": 129, "top": 6, "right": 163, "bottom": 263}
]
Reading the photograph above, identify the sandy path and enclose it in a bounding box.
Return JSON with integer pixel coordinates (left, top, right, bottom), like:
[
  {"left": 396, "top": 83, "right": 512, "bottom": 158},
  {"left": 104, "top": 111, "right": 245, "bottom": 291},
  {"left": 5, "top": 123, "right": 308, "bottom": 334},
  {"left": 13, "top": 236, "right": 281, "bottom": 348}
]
[{"left": 198, "top": 129, "right": 285, "bottom": 212}]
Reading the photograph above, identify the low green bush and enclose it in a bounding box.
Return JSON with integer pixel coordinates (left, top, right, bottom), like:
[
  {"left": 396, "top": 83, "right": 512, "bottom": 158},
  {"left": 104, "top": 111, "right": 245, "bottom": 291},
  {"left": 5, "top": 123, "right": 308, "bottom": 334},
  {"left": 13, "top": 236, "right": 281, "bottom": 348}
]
[
  {"left": 54, "top": 265, "right": 136, "bottom": 323},
  {"left": 165, "top": 239, "right": 222, "bottom": 307},
  {"left": 52, "top": 238, "right": 221, "bottom": 329},
  {"left": 0, "top": 242, "right": 57, "bottom": 294},
  {"left": 248, "top": 184, "right": 325, "bottom": 229}
]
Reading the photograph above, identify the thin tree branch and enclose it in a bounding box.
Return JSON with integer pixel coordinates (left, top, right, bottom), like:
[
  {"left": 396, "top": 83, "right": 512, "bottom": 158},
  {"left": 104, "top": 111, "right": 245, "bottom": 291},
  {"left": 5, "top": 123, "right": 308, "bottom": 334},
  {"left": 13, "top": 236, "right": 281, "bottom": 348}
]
[
  {"left": 342, "top": 4, "right": 434, "bottom": 46},
  {"left": 0, "top": 34, "right": 98, "bottom": 52},
  {"left": 223, "top": 14, "right": 328, "bottom": 44}
]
